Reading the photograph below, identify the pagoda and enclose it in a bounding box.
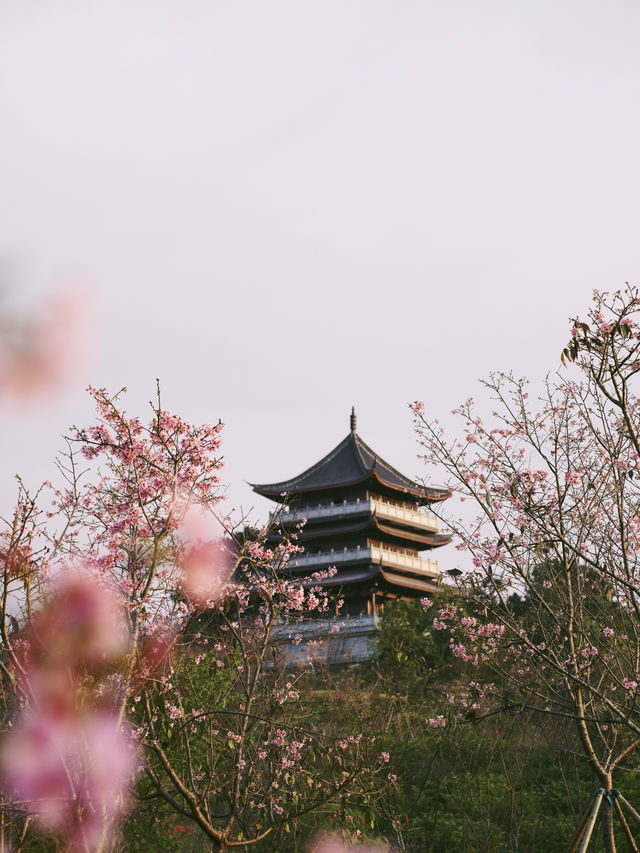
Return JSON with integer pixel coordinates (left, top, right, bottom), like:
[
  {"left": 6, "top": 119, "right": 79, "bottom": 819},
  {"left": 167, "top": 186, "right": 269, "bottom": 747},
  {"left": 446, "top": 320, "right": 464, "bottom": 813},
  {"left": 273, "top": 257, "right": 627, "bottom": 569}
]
[{"left": 251, "top": 409, "right": 451, "bottom": 663}]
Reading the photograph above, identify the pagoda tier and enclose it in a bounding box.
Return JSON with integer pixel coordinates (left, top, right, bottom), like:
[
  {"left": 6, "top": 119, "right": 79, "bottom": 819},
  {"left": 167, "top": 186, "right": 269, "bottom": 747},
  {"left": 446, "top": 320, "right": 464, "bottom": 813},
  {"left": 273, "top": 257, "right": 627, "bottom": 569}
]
[
  {"left": 252, "top": 409, "right": 452, "bottom": 608},
  {"left": 266, "top": 515, "right": 451, "bottom": 551}
]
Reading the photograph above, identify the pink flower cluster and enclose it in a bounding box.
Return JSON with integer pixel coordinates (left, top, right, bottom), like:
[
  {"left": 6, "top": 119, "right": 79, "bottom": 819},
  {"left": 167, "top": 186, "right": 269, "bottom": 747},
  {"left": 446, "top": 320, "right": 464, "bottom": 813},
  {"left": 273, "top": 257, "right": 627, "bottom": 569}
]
[{"left": 67, "top": 387, "right": 224, "bottom": 610}]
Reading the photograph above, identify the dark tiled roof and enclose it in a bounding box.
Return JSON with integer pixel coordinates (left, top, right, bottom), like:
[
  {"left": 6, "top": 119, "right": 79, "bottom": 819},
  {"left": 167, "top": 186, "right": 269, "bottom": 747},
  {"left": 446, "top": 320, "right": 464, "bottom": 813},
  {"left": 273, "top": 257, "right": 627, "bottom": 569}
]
[
  {"left": 284, "top": 564, "right": 439, "bottom": 595},
  {"left": 252, "top": 431, "right": 450, "bottom": 501},
  {"left": 266, "top": 515, "right": 451, "bottom": 550}
]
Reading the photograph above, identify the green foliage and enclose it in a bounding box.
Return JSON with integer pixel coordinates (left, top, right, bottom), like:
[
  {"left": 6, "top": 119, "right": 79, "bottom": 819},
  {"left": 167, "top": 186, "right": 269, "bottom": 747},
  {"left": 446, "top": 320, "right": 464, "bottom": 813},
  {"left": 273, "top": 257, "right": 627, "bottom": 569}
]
[
  {"left": 377, "top": 710, "right": 589, "bottom": 851},
  {"left": 123, "top": 644, "right": 388, "bottom": 852},
  {"left": 375, "top": 591, "right": 462, "bottom": 699},
  {"left": 374, "top": 596, "right": 640, "bottom": 852},
  {"left": 120, "top": 595, "right": 640, "bottom": 851}
]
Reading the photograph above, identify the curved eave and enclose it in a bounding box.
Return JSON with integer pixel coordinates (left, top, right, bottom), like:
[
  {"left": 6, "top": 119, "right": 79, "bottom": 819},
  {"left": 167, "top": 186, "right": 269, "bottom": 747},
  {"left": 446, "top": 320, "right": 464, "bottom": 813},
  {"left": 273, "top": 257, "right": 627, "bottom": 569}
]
[
  {"left": 284, "top": 557, "right": 370, "bottom": 577},
  {"left": 284, "top": 564, "right": 439, "bottom": 595},
  {"left": 370, "top": 469, "right": 435, "bottom": 500},
  {"left": 374, "top": 519, "right": 452, "bottom": 549},
  {"left": 268, "top": 515, "right": 450, "bottom": 550},
  {"left": 267, "top": 514, "right": 375, "bottom": 541},
  {"left": 251, "top": 472, "right": 373, "bottom": 501},
  {"left": 301, "top": 566, "right": 380, "bottom": 587},
  {"left": 252, "top": 471, "right": 449, "bottom": 503},
  {"left": 420, "top": 488, "right": 452, "bottom": 503},
  {"left": 379, "top": 568, "right": 440, "bottom": 594},
  {"left": 299, "top": 565, "right": 440, "bottom": 596}
]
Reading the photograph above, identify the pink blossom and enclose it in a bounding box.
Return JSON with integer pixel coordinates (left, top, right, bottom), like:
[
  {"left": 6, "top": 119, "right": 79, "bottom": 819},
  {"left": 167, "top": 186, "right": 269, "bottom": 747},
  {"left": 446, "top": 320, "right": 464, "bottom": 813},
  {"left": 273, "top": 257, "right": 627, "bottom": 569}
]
[
  {"left": 272, "top": 729, "right": 287, "bottom": 747},
  {"left": 178, "top": 538, "right": 233, "bottom": 609},
  {"left": 0, "top": 287, "right": 89, "bottom": 404},
  {"left": 1, "top": 569, "right": 140, "bottom": 848},
  {"left": 310, "top": 834, "right": 389, "bottom": 853},
  {"left": 18, "top": 570, "right": 127, "bottom": 710},
  {"left": 33, "top": 570, "right": 126, "bottom": 666},
  {"left": 1, "top": 710, "right": 137, "bottom": 850}
]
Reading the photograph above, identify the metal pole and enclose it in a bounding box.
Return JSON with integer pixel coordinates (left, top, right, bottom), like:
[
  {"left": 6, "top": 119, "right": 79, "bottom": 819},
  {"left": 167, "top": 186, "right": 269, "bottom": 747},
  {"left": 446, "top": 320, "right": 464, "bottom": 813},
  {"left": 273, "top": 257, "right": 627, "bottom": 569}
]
[{"left": 576, "top": 789, "right": 605, "bottom": 853}]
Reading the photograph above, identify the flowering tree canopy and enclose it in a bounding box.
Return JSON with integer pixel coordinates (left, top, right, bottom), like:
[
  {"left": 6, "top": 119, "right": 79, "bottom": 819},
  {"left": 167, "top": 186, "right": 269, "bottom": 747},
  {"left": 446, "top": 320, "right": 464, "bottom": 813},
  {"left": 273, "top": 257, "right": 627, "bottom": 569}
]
[
  {"left": 413, "top": 287, "right": 640, "bottom": 852},
  {"left": 0, "top": 385, "right": 227, "bottom": 851},
  {"left": 0, "top": 385, "right": 382, "bottom": 852}
]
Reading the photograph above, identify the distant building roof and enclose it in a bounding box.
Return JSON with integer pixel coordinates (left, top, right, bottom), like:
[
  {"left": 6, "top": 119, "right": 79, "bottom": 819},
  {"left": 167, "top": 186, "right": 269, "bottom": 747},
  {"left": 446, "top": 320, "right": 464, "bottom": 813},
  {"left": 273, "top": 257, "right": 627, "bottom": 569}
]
[{"left": 252, "top": 417, "right": 450, "bottom": 503}]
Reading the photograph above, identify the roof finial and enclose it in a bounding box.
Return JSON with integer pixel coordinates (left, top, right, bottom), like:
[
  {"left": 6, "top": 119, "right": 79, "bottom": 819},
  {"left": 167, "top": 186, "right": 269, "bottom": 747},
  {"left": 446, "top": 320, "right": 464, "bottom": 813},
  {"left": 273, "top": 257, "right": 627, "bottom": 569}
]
[{"left": 350, "top": 406, "right": 357, "bottom": 433}]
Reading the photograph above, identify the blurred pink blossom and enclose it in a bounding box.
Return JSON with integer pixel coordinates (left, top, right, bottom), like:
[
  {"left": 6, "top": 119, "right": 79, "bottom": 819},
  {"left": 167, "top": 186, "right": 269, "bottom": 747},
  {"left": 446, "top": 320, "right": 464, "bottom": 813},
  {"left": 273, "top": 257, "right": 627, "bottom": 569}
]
[
  {"left": 3, "top": 568, "right": 137, "bottom": 849},
  {"left": 34, "top": 570, "right": 127, "bottom": 667},
  {"left": 178, "top": 538, "right": 234, "bottom": 608},
  {"left": 0, "top": 286, "right": 89, "bottom": 403},
  {"left": 18, "top": 570, "right": 127, "bottom": 711},
  {"left": 176, "top": 507, "right": 234, "bottom": 608},
  {"left": 1, "top": 709, "right": 137, "bottom": 850},
  {"left": 309, "top": 835, "right": 390, "bottom": 853}
]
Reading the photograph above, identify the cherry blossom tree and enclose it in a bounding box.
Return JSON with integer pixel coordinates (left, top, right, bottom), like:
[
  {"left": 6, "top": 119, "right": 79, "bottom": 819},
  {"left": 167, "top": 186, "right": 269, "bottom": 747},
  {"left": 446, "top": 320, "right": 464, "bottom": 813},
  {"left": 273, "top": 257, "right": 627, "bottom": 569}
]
[
  {"left": 413, "top": 287, "right": 640, "bottom": 852},
  {"left": 0, "top": 383, "right": 226, "bottom": 851},
  {"left": 0, "top": 384, "right": 381, "bottom": 852},
  {"left": 133, "top": 549, "right": 383, "bottom": 852}
]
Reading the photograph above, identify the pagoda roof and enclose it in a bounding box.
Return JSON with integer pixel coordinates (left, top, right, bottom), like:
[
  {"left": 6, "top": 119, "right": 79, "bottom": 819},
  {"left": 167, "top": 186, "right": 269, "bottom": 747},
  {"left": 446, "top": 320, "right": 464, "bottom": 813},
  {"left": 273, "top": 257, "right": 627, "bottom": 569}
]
[
  {"left": 252, "top": 417, "right": 450, "bottom": 503},
  {"left": 285, "top": 564, "right": 439, "bottom": 596},
  {"left": 266, "top": 514, "right": 451, "bottom": 550}
]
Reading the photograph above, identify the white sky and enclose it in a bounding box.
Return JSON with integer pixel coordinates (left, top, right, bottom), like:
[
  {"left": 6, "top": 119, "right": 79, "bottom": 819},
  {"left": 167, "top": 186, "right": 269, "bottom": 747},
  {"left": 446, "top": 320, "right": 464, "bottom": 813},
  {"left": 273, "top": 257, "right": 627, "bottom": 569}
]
[{"left": 1, "top": 1, "right": 640, "bottom": 565}]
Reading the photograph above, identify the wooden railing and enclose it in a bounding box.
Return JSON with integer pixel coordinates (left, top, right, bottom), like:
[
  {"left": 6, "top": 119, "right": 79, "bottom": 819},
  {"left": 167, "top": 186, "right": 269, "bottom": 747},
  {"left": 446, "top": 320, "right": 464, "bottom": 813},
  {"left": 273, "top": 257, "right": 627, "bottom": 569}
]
[
  {"left": 291, "top": 545, "right": 439, "bottom": 577},
  {"left": 271, "top": 497, "right": 439, "bottom": 533}
]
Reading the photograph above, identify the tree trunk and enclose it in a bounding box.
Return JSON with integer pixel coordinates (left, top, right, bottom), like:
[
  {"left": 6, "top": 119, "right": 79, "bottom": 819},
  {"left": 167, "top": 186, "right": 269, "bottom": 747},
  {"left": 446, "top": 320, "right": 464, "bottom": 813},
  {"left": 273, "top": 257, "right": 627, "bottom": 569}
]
[{"left": 602, "top": 775, "right": 616, "bottom": 853}]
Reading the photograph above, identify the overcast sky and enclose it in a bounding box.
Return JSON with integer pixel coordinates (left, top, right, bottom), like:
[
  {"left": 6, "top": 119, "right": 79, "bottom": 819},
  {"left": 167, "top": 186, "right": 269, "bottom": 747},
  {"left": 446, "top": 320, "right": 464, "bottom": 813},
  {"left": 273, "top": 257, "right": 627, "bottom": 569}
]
[{"left": 2, "top": 1, "right": 640, "bottom": 563}]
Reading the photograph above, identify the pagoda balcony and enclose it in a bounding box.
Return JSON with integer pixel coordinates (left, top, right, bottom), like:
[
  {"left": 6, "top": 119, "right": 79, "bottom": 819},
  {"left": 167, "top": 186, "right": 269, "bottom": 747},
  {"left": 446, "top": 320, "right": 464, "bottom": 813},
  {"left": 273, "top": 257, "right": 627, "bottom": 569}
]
[
  {"left": 271, "top": 497, "right": 439, "bottom": 533},
  {"left": 290, "top": 545, "right": 439, "bottom": 578}
]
